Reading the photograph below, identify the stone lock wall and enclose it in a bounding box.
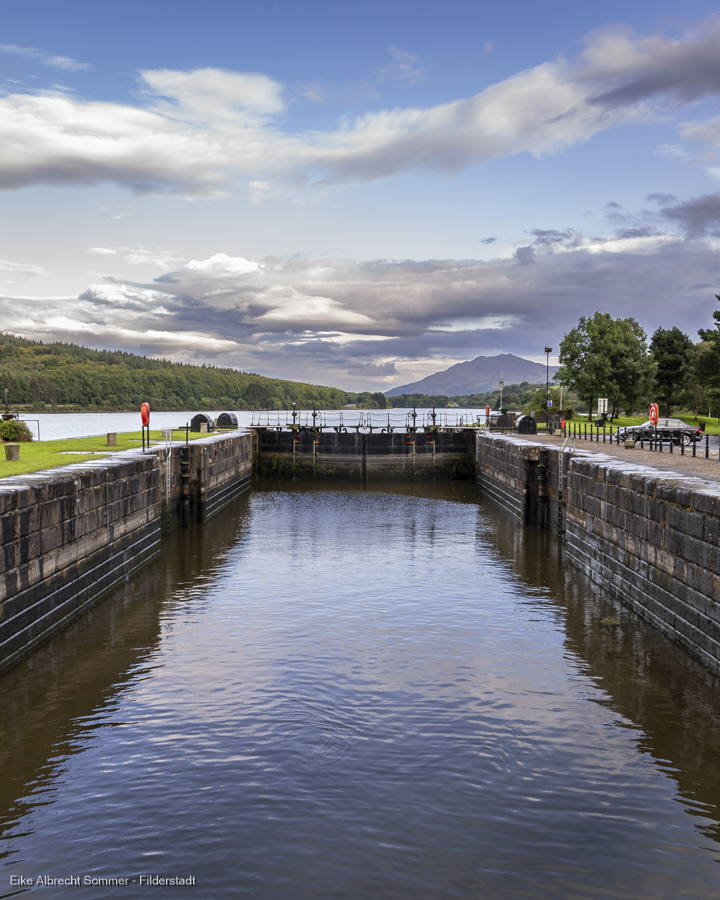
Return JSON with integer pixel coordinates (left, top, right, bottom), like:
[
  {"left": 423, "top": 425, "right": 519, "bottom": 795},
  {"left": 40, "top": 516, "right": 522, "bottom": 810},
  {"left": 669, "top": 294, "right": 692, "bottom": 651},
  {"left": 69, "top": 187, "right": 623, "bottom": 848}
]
[
  {"left": 477, "top": 433, "right": 720, "bottom": 674},
  {"left": 0, "top": 431, "right": 252, "bottom": 674},
  {"left": 476, "top": 434, "right": 563, "bottom": 527},
  {"left": 565, "top": 455, "right": 720, "bottom": 674},
  {"left": 0, "top": 454, "right": 162, "bottom": 675},
  {"left": 187, "top": 432, "right": 252, "bottom": 520}
]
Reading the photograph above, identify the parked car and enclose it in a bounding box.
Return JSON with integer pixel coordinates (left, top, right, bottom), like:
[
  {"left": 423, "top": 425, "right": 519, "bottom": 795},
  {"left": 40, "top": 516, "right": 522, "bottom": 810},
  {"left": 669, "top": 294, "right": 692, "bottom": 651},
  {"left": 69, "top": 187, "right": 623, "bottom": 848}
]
[{"left": 616, "top": 418, "right": 703, "bottom": 446}]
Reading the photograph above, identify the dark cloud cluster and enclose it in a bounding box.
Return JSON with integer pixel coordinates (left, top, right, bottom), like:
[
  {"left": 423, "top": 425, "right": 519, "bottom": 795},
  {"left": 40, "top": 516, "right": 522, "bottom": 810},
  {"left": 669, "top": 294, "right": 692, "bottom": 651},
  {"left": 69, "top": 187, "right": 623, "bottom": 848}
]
[
  {"left": 658, "top": 192, "right": 720, "bottom": 238},
  {"left": 3, "top": 195, "right": 720, "bottom": 389},
  {"left": 581, "top": 20, "right": 720, "bottom": 108}
]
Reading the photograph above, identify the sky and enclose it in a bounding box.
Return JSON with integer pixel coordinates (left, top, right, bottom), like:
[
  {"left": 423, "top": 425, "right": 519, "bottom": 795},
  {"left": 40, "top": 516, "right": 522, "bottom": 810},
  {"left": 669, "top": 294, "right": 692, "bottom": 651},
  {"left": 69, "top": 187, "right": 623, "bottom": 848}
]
[{"left": 2, "top": 1, "right": 720, "bottom": 390}]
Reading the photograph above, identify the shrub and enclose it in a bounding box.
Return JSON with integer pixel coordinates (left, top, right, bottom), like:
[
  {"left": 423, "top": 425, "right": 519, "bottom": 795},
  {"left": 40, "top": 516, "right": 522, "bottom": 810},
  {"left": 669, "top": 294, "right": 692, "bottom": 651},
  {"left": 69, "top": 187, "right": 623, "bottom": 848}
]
[{"left": 0, "top": 419, "right": 33, "bottom": 442}]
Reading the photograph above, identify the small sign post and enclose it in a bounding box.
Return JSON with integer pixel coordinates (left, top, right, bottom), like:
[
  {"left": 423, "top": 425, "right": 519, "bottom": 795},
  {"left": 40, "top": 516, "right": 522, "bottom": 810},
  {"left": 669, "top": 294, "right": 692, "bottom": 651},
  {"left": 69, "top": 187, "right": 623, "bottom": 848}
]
[
  {"left": 649, "top": 402, "right": 659, "bottom": 448},
  {"left": 141, "top": 402, "right": 150, "bottom": 452}
]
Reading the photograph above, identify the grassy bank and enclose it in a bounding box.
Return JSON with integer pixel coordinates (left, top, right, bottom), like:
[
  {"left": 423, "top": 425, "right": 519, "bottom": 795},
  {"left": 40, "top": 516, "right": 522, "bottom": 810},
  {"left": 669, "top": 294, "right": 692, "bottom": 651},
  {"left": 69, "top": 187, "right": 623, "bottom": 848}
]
[
  {"left": 0, "top": 429, "right": 206, "bottom": 478},
  {"left": 538, "top": 414, "right": 720, "bottom": 435}
]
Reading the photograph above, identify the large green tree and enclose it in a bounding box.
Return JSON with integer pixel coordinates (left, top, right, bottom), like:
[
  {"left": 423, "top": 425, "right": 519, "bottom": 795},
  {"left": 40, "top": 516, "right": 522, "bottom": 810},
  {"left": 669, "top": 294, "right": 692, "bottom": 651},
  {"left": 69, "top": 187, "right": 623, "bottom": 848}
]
[
  {"left": 556, "top": 312, "right": 654, "bottom": 419},
  {"left": 695, "top": 293, "right": 720, "bottom": 417},
  {"left": 697, "top": 294, "right": 720, "bottom": 388},
  {"left": 649, "top": 326, "right": 695, "bottom": 416}
]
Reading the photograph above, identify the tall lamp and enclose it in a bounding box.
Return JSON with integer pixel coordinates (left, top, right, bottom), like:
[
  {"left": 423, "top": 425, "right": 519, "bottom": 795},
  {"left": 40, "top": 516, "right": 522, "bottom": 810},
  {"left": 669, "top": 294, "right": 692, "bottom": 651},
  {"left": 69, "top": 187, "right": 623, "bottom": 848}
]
[
  {"left": 499, "top": 375, "right": 504, "bottom": 413},
  {"left": 545, "top": 347, "right": 552, "bottom": 425}
]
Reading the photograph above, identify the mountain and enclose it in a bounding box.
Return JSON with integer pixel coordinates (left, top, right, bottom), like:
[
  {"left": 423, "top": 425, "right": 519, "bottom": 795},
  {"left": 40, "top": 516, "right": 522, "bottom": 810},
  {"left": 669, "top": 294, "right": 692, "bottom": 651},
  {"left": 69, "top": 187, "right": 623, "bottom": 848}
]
[{"left": 385, "top": 354, "right": 558, "bottom": 397}]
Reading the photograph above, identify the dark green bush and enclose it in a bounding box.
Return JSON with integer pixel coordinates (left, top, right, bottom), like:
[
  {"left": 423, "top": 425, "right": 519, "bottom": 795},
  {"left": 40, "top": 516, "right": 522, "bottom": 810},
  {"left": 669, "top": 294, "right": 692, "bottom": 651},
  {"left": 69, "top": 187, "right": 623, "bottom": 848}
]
[{"left": 0, "top": 419, "right": 33, "bottom": 442}]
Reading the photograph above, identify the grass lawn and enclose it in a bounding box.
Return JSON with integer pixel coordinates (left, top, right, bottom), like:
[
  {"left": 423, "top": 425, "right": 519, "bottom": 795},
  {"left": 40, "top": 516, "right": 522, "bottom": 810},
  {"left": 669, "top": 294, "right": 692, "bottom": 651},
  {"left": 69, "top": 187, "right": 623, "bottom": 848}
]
[{"left": 0, "top": 429, "right": 208, "bottom": 478}]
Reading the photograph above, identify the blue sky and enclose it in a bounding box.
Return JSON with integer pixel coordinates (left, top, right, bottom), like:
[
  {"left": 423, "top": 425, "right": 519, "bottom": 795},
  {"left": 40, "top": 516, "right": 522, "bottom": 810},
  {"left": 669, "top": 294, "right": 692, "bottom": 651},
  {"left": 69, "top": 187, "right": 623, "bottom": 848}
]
[{"left": 3, "top": 1, "right": 720, "bottom": 389}]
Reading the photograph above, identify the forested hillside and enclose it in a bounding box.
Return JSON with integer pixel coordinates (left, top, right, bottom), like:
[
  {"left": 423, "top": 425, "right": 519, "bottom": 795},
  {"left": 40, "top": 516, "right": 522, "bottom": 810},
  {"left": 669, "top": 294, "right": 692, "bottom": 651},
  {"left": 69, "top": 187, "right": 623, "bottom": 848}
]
[{"left": 0, "top": 334, "right": 347, "bottom": 411}]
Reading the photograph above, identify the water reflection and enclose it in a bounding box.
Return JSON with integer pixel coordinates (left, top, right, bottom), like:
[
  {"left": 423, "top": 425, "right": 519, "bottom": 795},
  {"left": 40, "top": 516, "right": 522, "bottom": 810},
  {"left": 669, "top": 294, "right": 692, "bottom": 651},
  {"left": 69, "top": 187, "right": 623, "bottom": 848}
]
[
  {"left": 0, "top": 496, "right": 253, "bottom": 852},
  {"left": 480, "top": 504, "right": 720, "bottom": 843},
  {"left": 0, "top": 484, "right": 719, "bottom": 900}
]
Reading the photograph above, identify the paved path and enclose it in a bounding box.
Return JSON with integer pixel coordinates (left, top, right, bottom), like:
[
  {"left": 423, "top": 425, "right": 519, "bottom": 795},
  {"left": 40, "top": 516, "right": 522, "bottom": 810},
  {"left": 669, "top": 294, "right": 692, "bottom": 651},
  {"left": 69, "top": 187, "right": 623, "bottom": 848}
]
[{"left": 516, "top": 431, "right": 720, "bottom": 484}]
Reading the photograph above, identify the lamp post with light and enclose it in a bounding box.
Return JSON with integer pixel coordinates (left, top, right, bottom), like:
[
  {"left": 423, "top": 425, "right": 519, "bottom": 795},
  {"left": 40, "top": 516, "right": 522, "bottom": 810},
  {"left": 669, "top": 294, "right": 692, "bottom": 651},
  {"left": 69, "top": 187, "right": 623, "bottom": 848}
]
[
  {"left": 545, "top": 347, "right": 552, "bottom": 429},
  {"left": 499, "top": 375, "right": 504, "bottom": 414}
]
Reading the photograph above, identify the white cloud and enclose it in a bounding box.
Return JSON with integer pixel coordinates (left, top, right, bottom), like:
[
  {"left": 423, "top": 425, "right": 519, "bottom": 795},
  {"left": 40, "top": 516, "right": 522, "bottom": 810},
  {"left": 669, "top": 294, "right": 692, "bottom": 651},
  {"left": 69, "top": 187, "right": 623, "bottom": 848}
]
[
  {"left": 140, "top": 67, "right": 285, "bottom": 126},
  {"left": 1, "top": 19, "right": 720, "bottom": 194},
  {"left": 679, "top": 117, "right": 720, "bottom": 146},
  {"left": 0, "top": 44, "right": 90, "bottom": 71},
  {"left": 86, "top": 245, "right": 182, "bottom": 267},
  {"left": 252, "top": 288, "right": 375, "bottom": 327},
  {"left": 0, "top": 257, "right": 49, "bottom": 276},
  {"left": 185, "top": 253, "right": 260, "bottom": 275},
  {"left": 124, "top": 248, "right": 183, "bottom": 268},
  {"left": 377, "top": 46, "right": 429, "bottom": 85}
]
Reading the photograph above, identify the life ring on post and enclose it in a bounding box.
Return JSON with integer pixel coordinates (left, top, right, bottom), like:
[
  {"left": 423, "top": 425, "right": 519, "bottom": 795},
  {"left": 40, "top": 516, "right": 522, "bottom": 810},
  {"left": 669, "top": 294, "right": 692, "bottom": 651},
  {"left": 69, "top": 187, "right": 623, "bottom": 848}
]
[
  {"left": 649, "top": 402, "right": 659, "bottom": 427},
  {"left": 141, "top": 402, "right": 150, "bottom": 427}
]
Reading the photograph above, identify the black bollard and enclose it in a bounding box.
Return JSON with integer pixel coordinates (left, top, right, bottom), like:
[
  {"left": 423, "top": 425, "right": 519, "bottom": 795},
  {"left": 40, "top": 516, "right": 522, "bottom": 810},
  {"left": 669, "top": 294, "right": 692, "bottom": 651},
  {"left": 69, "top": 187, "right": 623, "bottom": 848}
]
[
  {"left": 693, "top": 438, "right": 696, "bottom": 457},
  {"left": 706, "top": 433, "right": 710, "bottom": 459}
]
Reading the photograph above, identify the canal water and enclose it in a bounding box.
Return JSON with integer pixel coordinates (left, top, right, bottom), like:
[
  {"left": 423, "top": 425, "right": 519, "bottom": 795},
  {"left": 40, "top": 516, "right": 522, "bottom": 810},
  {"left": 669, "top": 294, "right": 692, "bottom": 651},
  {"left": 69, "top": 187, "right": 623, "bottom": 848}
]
[
  {"left": 1, "top": 484, "right": 720, "bottom": 898},
  {"left": 22, "top": 408, "right": 487, "bottom": 441}
]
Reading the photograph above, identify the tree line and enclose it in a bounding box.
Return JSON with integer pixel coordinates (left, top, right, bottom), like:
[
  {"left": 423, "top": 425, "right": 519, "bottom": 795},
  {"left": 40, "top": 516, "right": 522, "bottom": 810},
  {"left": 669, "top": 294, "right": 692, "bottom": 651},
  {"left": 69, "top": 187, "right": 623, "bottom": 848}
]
[
  {"left": 0, "top": 334, "right": 348, "bottom": 411},
  {"left": 556, "top": 295, "right": 720, "bottom": 419}
]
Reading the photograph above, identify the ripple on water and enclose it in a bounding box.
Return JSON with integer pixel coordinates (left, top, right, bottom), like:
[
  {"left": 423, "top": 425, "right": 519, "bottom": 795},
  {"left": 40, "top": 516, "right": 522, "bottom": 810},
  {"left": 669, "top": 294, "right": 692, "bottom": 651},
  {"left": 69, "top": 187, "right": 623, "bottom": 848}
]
[{"left": 1, "top": 486, "right": 720, "bottom": 899}]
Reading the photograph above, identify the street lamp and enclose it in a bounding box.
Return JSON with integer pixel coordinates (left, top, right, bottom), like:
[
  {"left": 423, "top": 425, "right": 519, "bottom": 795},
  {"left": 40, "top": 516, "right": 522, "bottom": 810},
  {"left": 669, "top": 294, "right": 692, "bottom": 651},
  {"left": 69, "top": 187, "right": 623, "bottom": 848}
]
[
  {"left": 545, "top": 347, "right": 552, "bottom": 426},
  {"left": 498, "top": 375, "right": 504, "bottom": 413}
]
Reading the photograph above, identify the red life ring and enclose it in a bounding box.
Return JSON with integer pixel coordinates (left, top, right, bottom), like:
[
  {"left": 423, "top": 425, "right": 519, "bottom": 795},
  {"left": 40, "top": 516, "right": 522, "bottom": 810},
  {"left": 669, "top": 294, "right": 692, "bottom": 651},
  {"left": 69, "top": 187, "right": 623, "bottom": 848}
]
[
  {"left": 649, "top": 402, "right": 659, "bottom": 427},
  {"left": 141, "top": 402, "right": 150, "bottom": 427}
]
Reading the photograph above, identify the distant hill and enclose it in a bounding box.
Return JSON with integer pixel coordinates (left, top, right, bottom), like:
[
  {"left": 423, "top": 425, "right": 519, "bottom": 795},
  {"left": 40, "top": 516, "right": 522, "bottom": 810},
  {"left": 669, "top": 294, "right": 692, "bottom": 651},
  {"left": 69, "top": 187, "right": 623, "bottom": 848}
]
[
  {"left": 385, "top": 354, "right": 558, "bottom": 397},
  {"left": 0, "top": 333, "right": 348, "bottom": 411}
]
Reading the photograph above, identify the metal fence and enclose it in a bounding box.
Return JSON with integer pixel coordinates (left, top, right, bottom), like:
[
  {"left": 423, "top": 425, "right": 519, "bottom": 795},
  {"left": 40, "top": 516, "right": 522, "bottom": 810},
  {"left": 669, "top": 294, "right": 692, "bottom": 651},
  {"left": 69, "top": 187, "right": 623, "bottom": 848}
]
[
  {"left": 549, "top": 422, "right": 720, "bottom": 460},
  {"left": 249, "top": 409, "right": 484, "bottom": 431}
]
